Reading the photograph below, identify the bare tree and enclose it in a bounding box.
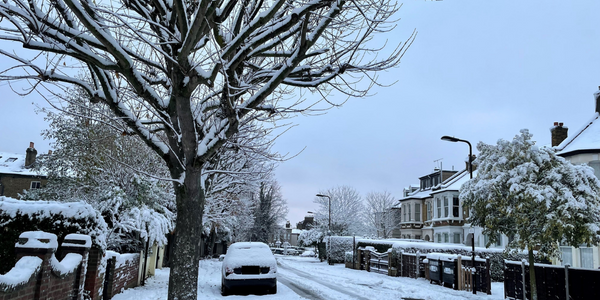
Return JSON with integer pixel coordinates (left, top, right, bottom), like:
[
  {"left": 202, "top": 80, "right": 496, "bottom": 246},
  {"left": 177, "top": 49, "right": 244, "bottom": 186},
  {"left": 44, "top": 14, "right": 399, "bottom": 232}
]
[
  {"left": 0, "top": 1, "right": 413, "bottom": 298},
  {"left": 364, "top": 191, "right": 397, "bottom": 238},
  {"left": 314, "top": 185, "right": 365, "bottom": 235}
]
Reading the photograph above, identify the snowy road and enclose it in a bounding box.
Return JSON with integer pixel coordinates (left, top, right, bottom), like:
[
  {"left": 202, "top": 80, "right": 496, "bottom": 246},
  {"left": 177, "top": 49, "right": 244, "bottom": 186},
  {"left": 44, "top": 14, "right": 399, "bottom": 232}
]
[{"left": 112, "top": 256, "right": 506, "bottom": 300}]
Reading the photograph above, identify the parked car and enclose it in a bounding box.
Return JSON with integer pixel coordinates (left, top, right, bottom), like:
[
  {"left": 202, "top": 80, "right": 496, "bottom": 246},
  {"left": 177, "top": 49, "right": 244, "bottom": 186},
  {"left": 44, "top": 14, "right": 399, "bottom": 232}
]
[{"left": 221, "top": 242, "right": 277, "bottom": 295}]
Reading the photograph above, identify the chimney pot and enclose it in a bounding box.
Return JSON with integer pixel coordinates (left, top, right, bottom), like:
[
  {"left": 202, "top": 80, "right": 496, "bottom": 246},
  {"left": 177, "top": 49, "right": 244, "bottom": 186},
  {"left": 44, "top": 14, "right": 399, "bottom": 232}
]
[
  {"left": 29, "top": 142, "right": 34, "bottom": 149},
  {"left": 559, "top": 122, "right": 563, "bottom": 127},
  {"left": 553, "top": 122, "right": 558, "bottom": 126},
  {"left": 48, "top": 150, "right": 53, "bottom": 155}
]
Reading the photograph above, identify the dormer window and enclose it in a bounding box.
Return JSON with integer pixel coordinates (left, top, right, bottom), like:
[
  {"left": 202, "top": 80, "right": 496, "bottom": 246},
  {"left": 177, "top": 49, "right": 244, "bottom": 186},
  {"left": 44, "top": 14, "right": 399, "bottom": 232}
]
[{"left": 5, "top": 157, "right": 17, "bottom": 162}]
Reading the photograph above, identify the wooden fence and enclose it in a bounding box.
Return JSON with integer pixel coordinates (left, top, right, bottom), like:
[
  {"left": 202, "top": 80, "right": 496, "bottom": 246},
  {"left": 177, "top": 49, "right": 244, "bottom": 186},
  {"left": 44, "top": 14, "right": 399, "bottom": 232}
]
[
  {"left": 353, "top": 248, "right": 491, "bottom": 295},
  {"left": 504, "top": 260, "right": 600, "bottom": 300}
]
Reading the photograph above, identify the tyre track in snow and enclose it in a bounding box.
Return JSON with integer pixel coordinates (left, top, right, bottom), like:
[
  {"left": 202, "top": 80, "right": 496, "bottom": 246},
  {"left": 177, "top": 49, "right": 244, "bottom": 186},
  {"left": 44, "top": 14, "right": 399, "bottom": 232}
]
[{"left": 276, "top": 259, "right": 371, "bottom": 300}]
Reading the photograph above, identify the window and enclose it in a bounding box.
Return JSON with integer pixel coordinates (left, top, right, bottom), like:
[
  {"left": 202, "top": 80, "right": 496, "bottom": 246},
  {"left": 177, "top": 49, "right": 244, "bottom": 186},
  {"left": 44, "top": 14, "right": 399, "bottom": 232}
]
[
  {"left": 453, "top": 195, "right": 460, "bottom": 217},
  {"left": 436, "top": 198, "right": 441, "bottom": 218},
  {"left": 407, "top": 204, "right": 411, "bottom": 221},
  {"left": 436, "top": 234, "right": 441, "bottom": 243},
  {"left": 30, "top": 181, "right": 41, "bottom": 189},
  {"left": 415, "top": 235, "right": 421, "bottom": 240},
  {"left": 560, "top": 247, "right": 573, "bottom": 266},
  {"left": 415, "top": 203, "right": 421, "bottom": 222},
  {"left": 426, "top": 202, "right": 431, "bottom": 221},
  {"left": 453, "top": 233, "right": 461, "bottom": 244},
  {"left": 495, "top": 233, "right": 502, "bottom": 246},
  {"left": 443, "top": 233, "right": 449, "bottom": 243},
  {"left": 403, "top": 204, "right": 406, "bottom": 222},
  {"left": 443, "top": 196, "right": 449, "bottom": 218},
  {"left": 580, "top": 248, "right": 594, "bottom": 269}
]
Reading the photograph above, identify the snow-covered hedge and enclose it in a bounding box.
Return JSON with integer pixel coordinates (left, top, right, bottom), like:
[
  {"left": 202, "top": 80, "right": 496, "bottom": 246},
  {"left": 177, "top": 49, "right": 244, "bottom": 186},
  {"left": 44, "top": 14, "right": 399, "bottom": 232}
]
[
  {"left": 326, "top": 236, "right": 354, "bottom": 263},
  {"left": 0, "top": 197, "right": 108, "bottom": 274}
]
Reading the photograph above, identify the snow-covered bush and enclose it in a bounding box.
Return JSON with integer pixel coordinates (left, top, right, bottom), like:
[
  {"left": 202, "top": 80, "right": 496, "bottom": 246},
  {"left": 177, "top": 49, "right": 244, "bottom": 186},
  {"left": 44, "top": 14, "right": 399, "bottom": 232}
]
[
  {"left": 345, "top": 251, "right": 353, "bottom": 263},
  {"left": 298, "top": 229, "right": 324, "bottom": 247},
  {"left": 326, "top": 236, "right": 354, "bottom": 263},
  {"left": 0, "top": 197, "right": 108, "bottom": 274}
]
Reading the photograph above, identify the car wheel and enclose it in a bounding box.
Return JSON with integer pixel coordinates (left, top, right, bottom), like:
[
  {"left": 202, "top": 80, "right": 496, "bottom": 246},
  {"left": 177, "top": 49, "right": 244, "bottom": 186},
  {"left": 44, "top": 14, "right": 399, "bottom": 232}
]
[{"left": 221, "top": 284, "right": 229, "bottom": 296}]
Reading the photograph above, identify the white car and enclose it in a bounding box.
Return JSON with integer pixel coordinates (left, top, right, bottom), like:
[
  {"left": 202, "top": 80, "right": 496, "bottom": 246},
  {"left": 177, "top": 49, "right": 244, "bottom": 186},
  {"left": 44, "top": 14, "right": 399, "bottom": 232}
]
[{"left": 221, "top": 242, "right": 277, "bottom": 295}]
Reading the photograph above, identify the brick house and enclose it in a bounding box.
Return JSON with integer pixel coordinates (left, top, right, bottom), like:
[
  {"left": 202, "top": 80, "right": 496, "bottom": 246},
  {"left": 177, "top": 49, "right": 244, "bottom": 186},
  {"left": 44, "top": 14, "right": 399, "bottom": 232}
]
[{"left": 0, "top": 142, "right": 48, "bottom": 198}]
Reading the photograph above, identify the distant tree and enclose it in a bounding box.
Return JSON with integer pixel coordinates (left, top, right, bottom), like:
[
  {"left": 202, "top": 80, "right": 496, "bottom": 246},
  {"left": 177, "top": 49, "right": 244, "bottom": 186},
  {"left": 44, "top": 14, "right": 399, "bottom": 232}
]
[
  {"left": 251, "top": 180, "right": 288, "bottom": 243},
  {"left": 365, "top": 191, "right": 397, "bottom": 238},
  {"left": 0, "top": 0, "right": 412, "bottom": 297},
  {"left": 460, "top": 129, "right": 600, "bottom": 300},
  {"left": 314, "top": 186, "right": 365, "bottom": 236}
]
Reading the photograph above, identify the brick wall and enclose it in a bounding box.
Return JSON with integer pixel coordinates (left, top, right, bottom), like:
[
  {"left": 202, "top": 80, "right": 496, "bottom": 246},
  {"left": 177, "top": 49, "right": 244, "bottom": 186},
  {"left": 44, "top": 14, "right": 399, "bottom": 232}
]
[
  {"left": 0, "top": 175, "right": 47, "bottom": 198},
  {"left": 104, "top": 253, "right": 140, "bottom": 299},
  {"left": 0, "top": 232, "right": 89, "bottom": 300},
  {"left": 84, "top": 247, "right": 105, "bottom": 300}
]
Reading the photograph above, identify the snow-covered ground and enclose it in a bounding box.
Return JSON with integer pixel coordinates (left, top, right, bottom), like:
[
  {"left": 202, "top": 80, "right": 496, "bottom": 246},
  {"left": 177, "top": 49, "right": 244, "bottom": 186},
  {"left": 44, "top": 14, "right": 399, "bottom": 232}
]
[{"left": 112, "top": 256, "right": 506, "bottom": 300}]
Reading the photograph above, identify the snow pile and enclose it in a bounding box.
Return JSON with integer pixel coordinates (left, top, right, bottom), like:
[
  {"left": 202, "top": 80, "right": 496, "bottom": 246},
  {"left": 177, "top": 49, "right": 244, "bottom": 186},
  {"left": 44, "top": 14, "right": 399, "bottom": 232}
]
[
  {"left": 0, "top": 256, "right": 42, "bottom": 289},
  {"left": 16, "top": 231, "right": 58, "bottom": 250},
  {"left": 62, "top": 233, "right": 92, "bottom": 248},
  {"left": 50, "top": 253, "right": 82, "bottom": 276},
  {"left": 106, "top": 251, "right": 140, "bottom": 268}
]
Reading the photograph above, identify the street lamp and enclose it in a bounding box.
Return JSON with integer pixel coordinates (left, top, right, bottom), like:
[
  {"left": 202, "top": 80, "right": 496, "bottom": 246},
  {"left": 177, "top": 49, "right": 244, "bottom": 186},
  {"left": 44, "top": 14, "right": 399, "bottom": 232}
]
[
  {"left": 441, "top": 135, "right": 476, "bottom": 294},
  {"left": 316, "top": 194, "right": 332, "bottom": 265}
]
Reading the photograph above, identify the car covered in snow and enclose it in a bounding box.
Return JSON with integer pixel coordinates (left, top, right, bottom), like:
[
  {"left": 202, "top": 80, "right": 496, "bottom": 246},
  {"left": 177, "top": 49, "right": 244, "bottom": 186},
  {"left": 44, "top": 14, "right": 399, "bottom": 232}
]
[{"left": 221, "top": 242, "right": 277, "bottom": 295}]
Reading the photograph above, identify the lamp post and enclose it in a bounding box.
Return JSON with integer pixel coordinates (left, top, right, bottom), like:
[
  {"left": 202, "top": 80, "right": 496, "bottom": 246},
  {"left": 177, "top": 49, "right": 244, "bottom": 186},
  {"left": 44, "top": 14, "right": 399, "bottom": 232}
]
[
  {"left": 316, "top": 194, "right": 332, "bottom": 265},
  {"left": 441, "top": 135, "right": 476, "bottom": 294}
]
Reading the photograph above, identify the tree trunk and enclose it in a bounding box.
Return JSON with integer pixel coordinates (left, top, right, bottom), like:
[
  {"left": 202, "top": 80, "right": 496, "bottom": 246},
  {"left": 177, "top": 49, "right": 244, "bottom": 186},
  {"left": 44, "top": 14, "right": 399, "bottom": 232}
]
[
  {"left": 167, "top": 167, "right": 205, "bottom": 300},
  {"left": 528, "top": 247, "right": 538, "bottom": 300}
]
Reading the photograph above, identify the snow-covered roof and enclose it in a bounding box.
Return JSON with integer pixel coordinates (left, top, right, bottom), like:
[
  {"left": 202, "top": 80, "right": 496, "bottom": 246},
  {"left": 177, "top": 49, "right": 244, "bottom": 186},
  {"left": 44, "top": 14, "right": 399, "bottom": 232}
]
[
  {"left": 555, "top": 112, "right": 600, "bottom": 156},
  {"left": 0, "top": 151, "right": 45, "bottom": 177},
  {"left": 394, "top": 169, "right": 477, "bottom": 208},
  {"left": 291, "top": 229, "right": 304, "bottom": 234},
  {"left": 430, "top": 169, "right": 478, "bottom": 195}
]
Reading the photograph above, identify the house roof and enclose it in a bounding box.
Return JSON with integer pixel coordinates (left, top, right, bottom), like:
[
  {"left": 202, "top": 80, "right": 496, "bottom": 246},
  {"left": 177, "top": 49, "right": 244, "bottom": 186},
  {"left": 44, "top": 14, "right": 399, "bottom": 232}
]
[
  {"left": 394, "top": 168, "right": 477, "bottom": 208},
  {"left": 0, "top": 151, "right": 44, "bottom": 177},
  {"left": 430, "top": 169, "right": 477, "bottom": 195},
  {"left": 555, "top": 112, "right": 600, "bottom": 156}
]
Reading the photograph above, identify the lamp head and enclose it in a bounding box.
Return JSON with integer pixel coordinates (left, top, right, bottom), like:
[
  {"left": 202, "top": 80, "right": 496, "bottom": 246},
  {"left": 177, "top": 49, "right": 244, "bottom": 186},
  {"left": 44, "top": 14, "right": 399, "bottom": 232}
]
[{"left": 441, "top": 136, "right": 460, "bottom": 142}]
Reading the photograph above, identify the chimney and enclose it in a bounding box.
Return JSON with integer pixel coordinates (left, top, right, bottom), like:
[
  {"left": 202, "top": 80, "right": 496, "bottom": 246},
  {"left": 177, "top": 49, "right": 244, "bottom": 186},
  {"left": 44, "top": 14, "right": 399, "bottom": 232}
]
[
  {"left": 285, "top": 221, "right": 291, "bottom": 229},
  {"left": 25, "top": 142, "right": 38, "bottom": 168},
  {"left": 550, "top": 122, "right": 568, "bottom": 147},
  {"left": 48, "top": 150, "right": 53, "bottom": 155}
]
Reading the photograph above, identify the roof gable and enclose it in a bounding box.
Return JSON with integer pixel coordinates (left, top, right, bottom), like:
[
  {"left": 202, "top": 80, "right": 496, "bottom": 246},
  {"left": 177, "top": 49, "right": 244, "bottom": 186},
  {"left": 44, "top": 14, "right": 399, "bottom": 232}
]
[{"left": 556, "top": 112, "right": 600, "bottom": 156}]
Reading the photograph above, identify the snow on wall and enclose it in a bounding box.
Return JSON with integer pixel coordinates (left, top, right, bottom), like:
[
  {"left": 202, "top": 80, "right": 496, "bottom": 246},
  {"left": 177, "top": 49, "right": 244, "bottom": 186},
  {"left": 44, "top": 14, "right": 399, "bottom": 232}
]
[
  {"left": 51, "top": 253, "right": 83, "bottom": 276},
  {"left": 16, "top": 231, "right": 58, "bottom": 250},
  {"left": 0, "top": 256, "right": 42, "bottom": 289},
  {"left": 106, "top": 251, "right": 139, "bottom": 268}
]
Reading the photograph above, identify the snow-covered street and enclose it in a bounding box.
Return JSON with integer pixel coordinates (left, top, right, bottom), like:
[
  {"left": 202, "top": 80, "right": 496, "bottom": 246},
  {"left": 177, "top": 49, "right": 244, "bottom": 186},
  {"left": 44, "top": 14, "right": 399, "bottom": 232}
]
[{"left": 112, "top": 256, "right": 506, "bottom": 300}]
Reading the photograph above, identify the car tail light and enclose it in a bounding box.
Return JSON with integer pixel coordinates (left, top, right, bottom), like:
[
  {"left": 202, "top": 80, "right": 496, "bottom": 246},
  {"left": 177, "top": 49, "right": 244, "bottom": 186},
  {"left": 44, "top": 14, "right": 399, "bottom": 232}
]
[{"left": 260, "top": 267, "right": 270, "bottom": 274}]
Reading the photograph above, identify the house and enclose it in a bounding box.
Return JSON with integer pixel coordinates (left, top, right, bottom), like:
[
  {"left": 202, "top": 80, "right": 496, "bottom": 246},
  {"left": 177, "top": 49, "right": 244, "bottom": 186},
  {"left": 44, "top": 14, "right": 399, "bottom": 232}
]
[
  {"left": 547, "top": 90, "right": 600, "bottom": 269},
  {"left": 393, "top": 169, "right": 457, "bottom": 240},
  {"left": 0, "top": 142, "right": 48, "bottom": 198}
]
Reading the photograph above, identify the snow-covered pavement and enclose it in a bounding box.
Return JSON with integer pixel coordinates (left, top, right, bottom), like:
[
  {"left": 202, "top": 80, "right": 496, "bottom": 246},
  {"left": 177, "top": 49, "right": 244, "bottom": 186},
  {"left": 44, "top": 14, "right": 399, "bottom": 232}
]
[{"left": 112, "top": 256, "right": 506, "bottom": 300}]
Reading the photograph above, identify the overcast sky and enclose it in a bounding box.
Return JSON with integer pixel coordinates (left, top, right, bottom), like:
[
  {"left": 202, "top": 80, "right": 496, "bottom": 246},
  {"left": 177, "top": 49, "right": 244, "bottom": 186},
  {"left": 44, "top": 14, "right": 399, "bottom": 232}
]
[{"left": 1, "top": 1, "right": 600, "bottom": 228}]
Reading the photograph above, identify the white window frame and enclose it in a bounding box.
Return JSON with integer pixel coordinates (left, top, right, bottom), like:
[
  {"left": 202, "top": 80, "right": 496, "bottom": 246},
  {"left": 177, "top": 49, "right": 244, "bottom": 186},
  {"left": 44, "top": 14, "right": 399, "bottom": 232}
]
[
  {"left": 443, "top": 196, "right": 449, "bottom": 218},
  {"left": 414, "top": 203, "right": 421, "bottom": 222},
  {"left": 30, "top": 181, "right": 41, "bottom": 189}
]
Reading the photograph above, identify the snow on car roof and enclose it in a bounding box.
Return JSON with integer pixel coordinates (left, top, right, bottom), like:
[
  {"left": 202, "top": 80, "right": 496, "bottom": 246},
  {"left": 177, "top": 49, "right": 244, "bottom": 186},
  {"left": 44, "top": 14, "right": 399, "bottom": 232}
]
[{"left": 223, "top": 242, "right": 276, "bottom": 269}]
